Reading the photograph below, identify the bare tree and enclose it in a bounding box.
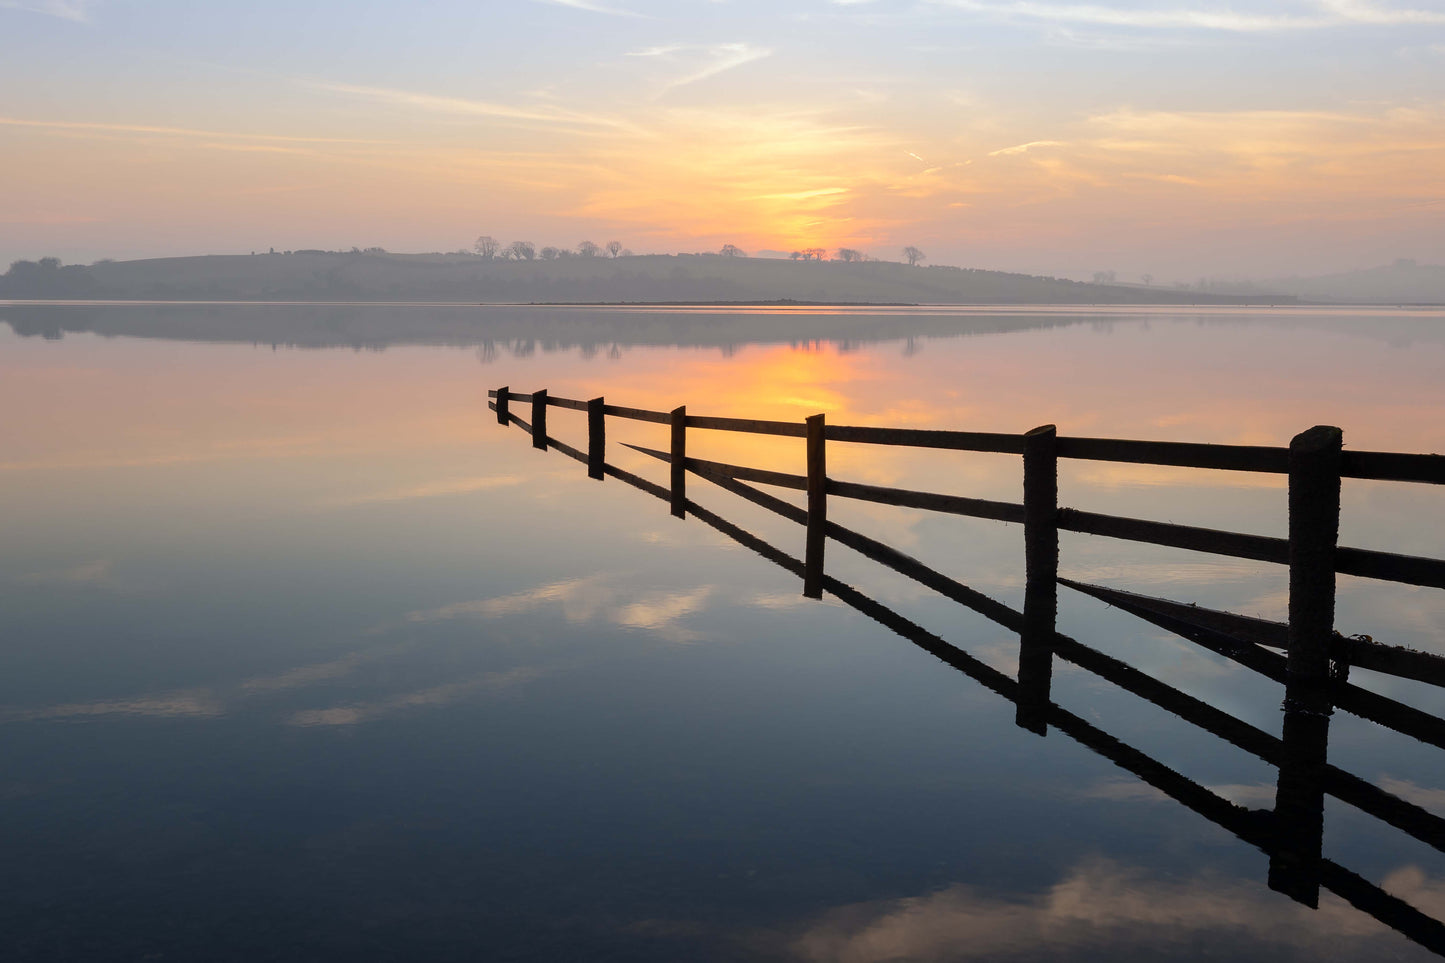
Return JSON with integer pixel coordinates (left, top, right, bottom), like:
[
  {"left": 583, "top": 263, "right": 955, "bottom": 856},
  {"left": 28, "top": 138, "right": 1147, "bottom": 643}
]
[
  {"left": 902, "top": 246, "right": 925, "bottom": 266},
  {"left": 578, "top": 240, "right": 601, "bottom": 258},
  {"left": 804, "top": 247, "right": 828, "bottom": 261},
  {"left": 1092, "top": 270, "right": 1116, "bottom": 285},
  {"left": 474, "top": 235, "right": 500, "bottom": 259},
  {"left": 720, "top": 243, "right": 745, "bottom": 258},
  {"left": 539, "top": 246, "right": 561, "bottom": 261},
  {"left": 1141, "top": 273, "right": 1153, "bottom": 286},
  {"left": 605, "top": 240, "right": 623, "bottom": 258},
  {"left": 836, "top": 247, "right": 863, "bottom": 262},
  {"left": 789, "top": 251, "right": 802, "bottom": 260},
  {"left": 508, "top": 241, "right": 536, "bottom": 261}
]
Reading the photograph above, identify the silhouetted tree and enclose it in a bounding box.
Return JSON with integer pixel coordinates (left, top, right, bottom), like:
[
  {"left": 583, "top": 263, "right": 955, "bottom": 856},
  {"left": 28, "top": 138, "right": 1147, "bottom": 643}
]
[
  {"left": 1092, "top": 270, "right": 1116, "bottom": 285},
  {"left": 578, "top": 241, "right": 601, "bottom": 258},
  {"left": 902, "top": 246, "right": 925, "bottom": 266},
  {"left": 539, "top": 246, "right": 561, "bottom": 261},
  {"left": 507, "top": 241, "right": 536, "bottom": 261},
  {"left": 836, "top": 248, "right": 863, "bottom": 262},
  {"left": 789, "top": 251, "right": 802, "bottom": 260},
  {"left": 802, "top": 247, "right": 827, "bottom": 261},
  {"left": 720, "top": 244, "right": 744, "bottom": 258},
  {"left": 605, "top": 240, "right": 623, "bottom": 258},
  {"left": 475, "top": 235, "right": 500, "bottom": 259},
  {"left": 1141, "top": 273, "right": 1153, "bottom": 287}
]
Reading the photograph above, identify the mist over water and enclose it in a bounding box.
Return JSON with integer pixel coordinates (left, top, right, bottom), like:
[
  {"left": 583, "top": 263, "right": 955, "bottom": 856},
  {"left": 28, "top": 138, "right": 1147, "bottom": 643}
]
[{"left": 3, "top": 304, "right": 1444, "bottom": 961}]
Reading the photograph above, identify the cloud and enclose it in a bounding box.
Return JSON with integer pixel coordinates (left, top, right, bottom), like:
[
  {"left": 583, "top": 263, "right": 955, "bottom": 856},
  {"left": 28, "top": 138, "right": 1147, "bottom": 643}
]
[
  {"left": 989, "top": 140, "right": 1067, "bottom": 156},
  {"left": 0, "top": 0, "right": 92, "bottom": 22},
  {"left": 285, "top": 666, "right": 552, "bottom": 726},
  {"left": 531, "top": 0, "right": 645, "bottom": 17},
  {"left": 319, "top": 473, "right": 525, "bottom": 508},
  {"left": 0, "top": 116, "right": 390, "bottom": 145},
  {"left": 1378, "top": 776, "right": 1445, "bottom": 815},
  {"left": 313, "top": 82, "right": 637, "bottom": 132},
  {"left": 21, "top": 559, "right": 114, "bottom": 586},
  {"left": 926, "top": 0, "right": 1445, "bottom": 32},
  {"left": 629, "top": 42, "right": 774, "bottom": 92},
  {"left": 3, "top": 690, "right": 225, "bottom": 722},
  {"left": 406, "top": 575, "right": 715, "bottom": 642},
  {"left": 791, "top": 858, "right": 1445, "bottom": 961}
]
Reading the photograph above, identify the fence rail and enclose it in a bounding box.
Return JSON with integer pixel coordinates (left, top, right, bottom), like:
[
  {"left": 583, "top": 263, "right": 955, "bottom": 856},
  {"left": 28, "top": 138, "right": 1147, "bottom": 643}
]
[{"left": 490, "top": 385, "right": 1445, "bottom": 692}]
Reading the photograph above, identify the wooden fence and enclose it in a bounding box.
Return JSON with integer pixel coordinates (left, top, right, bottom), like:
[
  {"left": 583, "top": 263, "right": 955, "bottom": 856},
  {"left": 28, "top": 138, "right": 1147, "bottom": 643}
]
[
  {"left": 488, "top": 386, "right": 1445, "bottom": 952},
  {"left": 490, "top": 385, "right": 1445, "bottom": 697}
]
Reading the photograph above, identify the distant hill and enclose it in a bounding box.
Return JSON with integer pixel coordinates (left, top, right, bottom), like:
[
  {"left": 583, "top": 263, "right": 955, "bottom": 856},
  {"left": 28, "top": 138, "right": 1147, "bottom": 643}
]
[
  {"left": 1270, "top": 261, "right": 1445, "bottom": 304},
  {"left": 0, "top": 252, "right": 1288, "bottom": 305}
]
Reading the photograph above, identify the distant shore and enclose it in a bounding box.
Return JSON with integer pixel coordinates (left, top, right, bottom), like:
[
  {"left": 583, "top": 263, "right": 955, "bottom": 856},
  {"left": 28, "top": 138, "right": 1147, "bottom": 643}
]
[{"left": 0, "top": 252, "right": 1292, "bottom": 306}]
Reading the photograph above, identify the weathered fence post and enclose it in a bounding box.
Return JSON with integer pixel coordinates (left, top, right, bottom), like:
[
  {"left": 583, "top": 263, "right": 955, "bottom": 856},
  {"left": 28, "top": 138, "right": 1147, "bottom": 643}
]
[
  {"left": 804, "top": 414, "right": 827, "bottom": 599},
  {"left": 671, "top": 405, "right": 687, "bottom": 518},
  {"left": 1266, "top": 425, "right": 1342, "bottom": 905},
  {"left": 532, "top": 389, "right": 548, "bottom": 450},
  {"left": 1017, "top": 424, "right": 1058, "bottom": 736},
  {"left": 588, "top": 397, "right": 605, "bottom": 480},
  {"left": 495, "top": 386, "right": 510, "bottom": 425},
  {"left": 1286, "top": 426, "right": 1343, "bottom": 708}
]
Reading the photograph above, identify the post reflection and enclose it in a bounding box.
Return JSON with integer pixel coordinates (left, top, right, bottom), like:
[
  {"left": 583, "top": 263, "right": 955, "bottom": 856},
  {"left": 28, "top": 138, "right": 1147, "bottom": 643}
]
[{"left": 495, "top": 400, "right": 1445, "bottom": 957}]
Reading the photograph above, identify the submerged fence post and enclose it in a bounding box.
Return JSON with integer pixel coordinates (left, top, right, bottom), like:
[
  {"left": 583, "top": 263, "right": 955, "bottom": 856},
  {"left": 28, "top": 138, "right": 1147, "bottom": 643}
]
[
  {"left": 804, "top": 414, "right": 827, "bottom": 599},
  {"left": 671, "top": 405, "right": 687, "bottom": 518},
  {"left": 532, "top": 389, "right": 548, "bottom": 450},
  {"left": 1286, "top": 426, "right": 1343, "bottom": 709},
  {"left": 496, "top": 386, "right": 510, "bottom": 426},
  {"left": 1017, "top": 424, "right": 1058, "bottom": 736},
  {"left": 588, "top": 397, "right": 605, "bottom": 480}
]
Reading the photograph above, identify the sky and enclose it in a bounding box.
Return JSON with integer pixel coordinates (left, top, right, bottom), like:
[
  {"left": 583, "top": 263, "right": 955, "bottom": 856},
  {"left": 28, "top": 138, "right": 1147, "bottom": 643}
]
[{"left": 1, "top": 0, "right": 1443, "bottom": 281}]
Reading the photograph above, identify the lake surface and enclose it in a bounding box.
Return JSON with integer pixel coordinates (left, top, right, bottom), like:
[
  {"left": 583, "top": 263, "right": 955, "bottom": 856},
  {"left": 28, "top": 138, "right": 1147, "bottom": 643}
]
[{"left": 3, "top": 303, "right": 1444, "bottom": 961}]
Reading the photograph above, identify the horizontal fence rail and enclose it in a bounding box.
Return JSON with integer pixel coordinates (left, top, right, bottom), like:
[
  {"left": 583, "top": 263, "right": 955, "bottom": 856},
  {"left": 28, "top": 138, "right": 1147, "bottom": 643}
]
[
  {"left": 488, "top": 388, "right": 1445, "bottom": 484},
  {"left": 490, "top": 385, "right": 1445, "bottom": 658}
]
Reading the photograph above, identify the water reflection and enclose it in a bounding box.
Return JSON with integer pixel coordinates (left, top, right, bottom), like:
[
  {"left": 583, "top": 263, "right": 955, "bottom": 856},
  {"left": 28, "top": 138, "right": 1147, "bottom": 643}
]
[{"left": 495, "top": 401, "right": 1445, "bottom": 956}]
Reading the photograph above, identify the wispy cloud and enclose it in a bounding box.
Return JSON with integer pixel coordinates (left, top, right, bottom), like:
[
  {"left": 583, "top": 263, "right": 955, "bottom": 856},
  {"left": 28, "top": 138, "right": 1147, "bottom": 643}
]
[
  {"left": 406, "top": 575, "right": 715, "bottom": 643},
  {"left": 320, "top": 473, "right": 524, "bottom": 508},
  {"left": 0, "top": 116, "right": 390, "bottom": 145},
  {"left": 0, "top": 0, "right": 92, "bottom": 22},
  {"left": 286, "top": 666, "right": 553, "bottom": 727},
  {"left": 629, "top": 42, "right": 774, "bottom": 92},
  {"left": 793, "top": 857, "right": 1445, "bottom": 961},
  {"left": 989, "top": 140, "right": 1066, "bottom": 156},
  {"left": 531, "top": 0, "right": 645, "bottom": 17},
  {"left": 928, "top": 0, "right": 1445, "bottom": 31},
  {"left": 314, "top": 82, "right": 637, "bottom": 131}
]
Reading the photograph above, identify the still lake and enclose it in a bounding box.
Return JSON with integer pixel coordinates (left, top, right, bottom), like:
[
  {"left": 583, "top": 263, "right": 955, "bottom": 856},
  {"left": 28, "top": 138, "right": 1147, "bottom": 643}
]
[{"left": 3, "top": 303, "right": 1444, "bottom": 961}]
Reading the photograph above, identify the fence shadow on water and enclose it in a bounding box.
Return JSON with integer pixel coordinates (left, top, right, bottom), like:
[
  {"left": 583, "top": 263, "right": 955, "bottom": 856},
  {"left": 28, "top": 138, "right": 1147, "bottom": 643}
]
[{"left": 490, "top": 386, "right": 1445, "bottom": 955}]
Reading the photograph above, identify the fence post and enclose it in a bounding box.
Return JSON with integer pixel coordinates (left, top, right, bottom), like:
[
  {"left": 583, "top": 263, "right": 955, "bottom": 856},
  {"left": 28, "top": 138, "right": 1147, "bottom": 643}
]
[
  {"left": 804, "top": 414, "right": 827, "bottom": 599},
  {"left": 1262, "top": 425, "right": 1342, "bottom": 906},
  {"left": 1286, "top": 426, "right": 1342, "bottom": 710},
  {"left": 1017, "top": 424, "right": 1058, "bottom": 736},
  {"left": 588, "top": 397, "right": 605, "bottom": 480},
  {"left": 671, "top": 405, "right": 686, "bottom": 518},
  {"left": 496, "top": 386, "right": 510, "bottom": 426},
  {"left": 532, "top": 389, "right": 548, "bottom": 450}
]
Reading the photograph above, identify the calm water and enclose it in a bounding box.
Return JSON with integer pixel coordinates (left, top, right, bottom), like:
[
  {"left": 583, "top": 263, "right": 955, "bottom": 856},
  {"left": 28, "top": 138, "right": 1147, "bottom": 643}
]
[{"left": 3, "top": 303, "right": 1444, "bottom": 961}]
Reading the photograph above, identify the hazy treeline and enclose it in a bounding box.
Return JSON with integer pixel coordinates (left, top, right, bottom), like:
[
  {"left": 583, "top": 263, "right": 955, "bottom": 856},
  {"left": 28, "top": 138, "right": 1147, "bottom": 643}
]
[{"left": 0, "top": 251, "right": 1286, "bottom": 305}]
